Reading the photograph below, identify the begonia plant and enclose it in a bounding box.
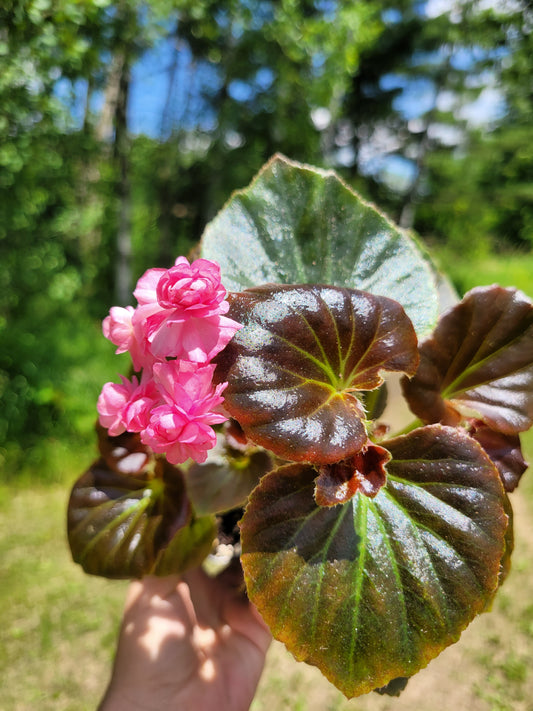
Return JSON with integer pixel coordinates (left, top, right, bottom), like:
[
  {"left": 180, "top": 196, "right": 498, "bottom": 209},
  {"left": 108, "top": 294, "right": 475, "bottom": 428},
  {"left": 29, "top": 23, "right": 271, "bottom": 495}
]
[{"left": 68, "top": 155, "right": 533, "bottom": 698}]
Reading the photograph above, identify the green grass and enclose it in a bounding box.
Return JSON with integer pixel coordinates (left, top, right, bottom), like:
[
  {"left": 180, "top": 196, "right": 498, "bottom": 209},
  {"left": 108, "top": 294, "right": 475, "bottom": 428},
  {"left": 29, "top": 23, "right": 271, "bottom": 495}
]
[
  {"left": 2, "top": 435, "right": 532, "bottom": 710},
  {"left": 1, "top": 251, "right": 533, "bottom": 709},
  {"left": 0, "top": 484, "right": 127, "bottom": 710},
  {"left": 436, "top": 248, "right": 533, "bottom": 298}
]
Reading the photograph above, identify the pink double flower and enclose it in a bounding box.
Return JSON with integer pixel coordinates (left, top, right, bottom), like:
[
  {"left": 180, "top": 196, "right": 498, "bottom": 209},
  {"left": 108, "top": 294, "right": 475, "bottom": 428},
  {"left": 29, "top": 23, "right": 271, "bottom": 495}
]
[{"left": 97, "top": 256, "right": 241, "bottom": 464}]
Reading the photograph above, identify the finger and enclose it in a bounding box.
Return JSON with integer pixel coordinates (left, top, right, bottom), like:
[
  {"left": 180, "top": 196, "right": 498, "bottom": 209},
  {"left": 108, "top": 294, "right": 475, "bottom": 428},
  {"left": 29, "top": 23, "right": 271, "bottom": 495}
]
[
  {"left": 224, "top": 595, "right": 272, "bottom": 654},
  {"left": 183, "top": 565, "right": 272, "bottom": 653},
  {"left": 181, "top": 568, "right": 222, "bottom": 628},
  {"left": 121, "top": 575, "right": 199, "bottom": 649},
  {"left": 117, "top": 577, "right": 202, "bottom": 675},
  {"left": 124, "top": 574, "right": 182, "bottom": 613}
]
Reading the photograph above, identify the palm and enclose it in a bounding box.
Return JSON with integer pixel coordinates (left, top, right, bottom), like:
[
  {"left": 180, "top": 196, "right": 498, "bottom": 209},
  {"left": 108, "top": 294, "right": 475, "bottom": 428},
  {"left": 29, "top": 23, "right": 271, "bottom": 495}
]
[{"left": 100, "top": 563, "right": 271, "bottom": 711}]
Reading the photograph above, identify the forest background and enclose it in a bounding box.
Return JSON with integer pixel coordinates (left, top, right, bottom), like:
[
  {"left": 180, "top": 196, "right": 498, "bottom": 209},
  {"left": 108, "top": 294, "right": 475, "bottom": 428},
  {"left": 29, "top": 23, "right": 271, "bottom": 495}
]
[
  {"left": 2, "top": 2, "right": 533, "bottom": 710},
  {"left": 1, "top": 0, "right": 532, "bottom": 481}
]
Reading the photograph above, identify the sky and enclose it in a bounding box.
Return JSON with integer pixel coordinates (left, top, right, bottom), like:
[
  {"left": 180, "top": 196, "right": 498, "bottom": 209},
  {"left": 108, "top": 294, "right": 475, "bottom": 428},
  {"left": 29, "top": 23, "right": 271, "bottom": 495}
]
[
  {"left": 55, "top": 0, "right": 511, "bottom": 192},
  {"left": 56, "top": 0, "right": 508, "bottom": 137}
]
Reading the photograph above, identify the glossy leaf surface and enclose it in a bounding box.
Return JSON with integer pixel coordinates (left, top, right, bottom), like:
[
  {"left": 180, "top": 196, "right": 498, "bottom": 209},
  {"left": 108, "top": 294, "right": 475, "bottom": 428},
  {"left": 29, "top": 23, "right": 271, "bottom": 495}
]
[
  {"left": 241, "top": 425, "right": 507, "bottom": 697},
  {"left": 214, "top": 284, "right": 418, "bottom": 464},
  {"left": 469, "top": 423, "right": 527, "bottom": 493},
  {"left": 403, "top": 286, "right": 533, "bottom": 434},
  {"left": 67, "top": 458, "right": 215, "bottom": 579},
  {"left": 96, "top": 424, "right": 152, "bottom": 474},
  {"left": 201, "top": 154, "right": 438, "bottom": 336}
]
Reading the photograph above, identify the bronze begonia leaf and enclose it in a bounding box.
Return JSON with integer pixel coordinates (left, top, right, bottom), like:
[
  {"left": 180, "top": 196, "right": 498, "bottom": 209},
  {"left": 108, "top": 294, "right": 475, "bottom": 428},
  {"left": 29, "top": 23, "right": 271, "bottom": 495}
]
[
  {"left": 403, "top": 286, "right": 533, "bottom": 434},
  {"left": 240, "top": 425, "right": 507, "bottom": 697},
  {"left": 67, "top": 458, "right": 215, "bottom": 579},
  {"left": 214, "top": 284, "right": 418, "bottom": 464}
]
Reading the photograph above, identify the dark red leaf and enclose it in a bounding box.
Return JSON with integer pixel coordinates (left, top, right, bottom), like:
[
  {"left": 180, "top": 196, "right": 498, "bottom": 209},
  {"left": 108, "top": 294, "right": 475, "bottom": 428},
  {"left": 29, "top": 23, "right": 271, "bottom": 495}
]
[
  {"left": 240, "top": 425, "right": 508, "bottom": 697},
  {"left": 403, "top": 286, "right": 533, "bottom": 434},
  {"left": 215, "top": 284, "right": 418, "bottom": 464},
  {"left": 96, "top": 423, "right": 152, "bottom": 474},
  {"left": 67, "top": 458, "right": 215, "bottom": 579},
  {"left": 186, "top": 427, "right": 274, "bottom": 515},
  {"left": 469, "top": 422, "right": 527, "bottom": 493}
]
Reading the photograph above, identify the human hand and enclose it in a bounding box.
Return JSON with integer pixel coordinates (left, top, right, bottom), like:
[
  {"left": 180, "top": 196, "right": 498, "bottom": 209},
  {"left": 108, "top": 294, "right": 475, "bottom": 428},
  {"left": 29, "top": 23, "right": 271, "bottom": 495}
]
[{"left": 99, "top": 562, "right": 271, "bottom": 711}]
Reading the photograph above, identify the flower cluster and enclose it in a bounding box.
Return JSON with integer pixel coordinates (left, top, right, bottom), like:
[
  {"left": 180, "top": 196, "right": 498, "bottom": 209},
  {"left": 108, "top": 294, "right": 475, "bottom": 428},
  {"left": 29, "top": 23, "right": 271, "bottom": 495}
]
[{"left": 97, "top": 256, "right": 241, "bottom": 464}]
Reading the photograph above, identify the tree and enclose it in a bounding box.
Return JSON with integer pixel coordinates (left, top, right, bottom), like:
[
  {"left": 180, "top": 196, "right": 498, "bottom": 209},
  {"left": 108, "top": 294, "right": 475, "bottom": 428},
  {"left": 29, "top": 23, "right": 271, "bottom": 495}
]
[
  {"left": 130, "top": 1, "right": 384, "bottom": 246},
  {"left": 334, "top": 0, "right": 532, "bottom": 253},
  {"left": 417, "top": 2, "right": 533, "bottom": 253},
  {"left": 0, "top": 1, "right": 113, "bottom": 454},
  {"left": 0, "top": 0, "right": 387, "bottom": 472},
  {"left": 2, "top": 0, "right": 531, "bottom": 475}
]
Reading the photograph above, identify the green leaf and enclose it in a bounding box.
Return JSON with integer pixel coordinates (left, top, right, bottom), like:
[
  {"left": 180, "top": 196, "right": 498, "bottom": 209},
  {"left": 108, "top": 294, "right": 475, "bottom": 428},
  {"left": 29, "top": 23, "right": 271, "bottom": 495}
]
[
  {"left": 240, "top": 425, "right": 507, "bottom": 697},
  {"left": 201, "top": 154, "right": 438, "bottom": 336},
  {"left": 214, "top": 284, "right": 418, "bottom": 464},
  {"left": 403, "top": 286, "right": 533, "bottom": 434},
  {"left": 67, "top": 458, "right": 216, "bottom": 579},
  {"left": 151, "top": 513, "right": 218, "bottom": 577}
]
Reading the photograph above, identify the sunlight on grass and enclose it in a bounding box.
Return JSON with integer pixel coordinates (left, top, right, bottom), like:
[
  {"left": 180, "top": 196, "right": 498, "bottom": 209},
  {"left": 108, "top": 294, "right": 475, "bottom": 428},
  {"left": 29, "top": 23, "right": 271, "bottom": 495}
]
[
  {"left": 437, "top": 249, "right": 533, "bottom": 298},
  {"left": 0, "top": 485, "right": 127, "bottom": 710}
]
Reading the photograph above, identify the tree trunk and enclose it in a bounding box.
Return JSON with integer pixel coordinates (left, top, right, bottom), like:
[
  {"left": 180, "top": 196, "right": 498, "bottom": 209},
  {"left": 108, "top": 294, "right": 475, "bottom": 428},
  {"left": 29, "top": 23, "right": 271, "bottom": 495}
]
[
  {"left": 398, "top": 126, "right": 431, "bottom": 230},
  {"left": 96, "top": 51, "right": 126, "bottom": 143},
  {"left": 113, "top": 49, "right": 132, "bottom": 305}
]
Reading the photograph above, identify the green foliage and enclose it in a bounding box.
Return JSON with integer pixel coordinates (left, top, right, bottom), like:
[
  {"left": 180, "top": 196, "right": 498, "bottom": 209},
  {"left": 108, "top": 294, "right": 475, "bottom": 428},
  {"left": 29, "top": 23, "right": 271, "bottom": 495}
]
[
  {"left": 440, "top": 250, "right": 533, "bottom": 300},
  {"left": 0, "top": 3, "right": 112, "bottom": 465},
  {"left": 338, "top": 0, "right": 532, "bottom": 255},
  {"left": 0, "top": 309, "right": 122, "bottom": 481},
  {"left": 0, "top": 2, "right": 172, "bottom": 466},
  {"left": 202, "top": 155, "right": 438, "bottom": 335},
  {"left": 418, "top": 124, "right": 533, "bottom": 254}
]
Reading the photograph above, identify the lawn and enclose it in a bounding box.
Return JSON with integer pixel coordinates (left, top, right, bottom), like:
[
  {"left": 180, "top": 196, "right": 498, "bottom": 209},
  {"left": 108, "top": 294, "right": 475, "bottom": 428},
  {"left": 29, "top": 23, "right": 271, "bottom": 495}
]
[
  {"left": 436, "top": 248, "right": 533, "bottom": 298},
  {"left": 1, "top": 252, "right": 533, "bottom": 710},
  {"left": 0, "top": 482, "right": 125, "bottom": 710}
]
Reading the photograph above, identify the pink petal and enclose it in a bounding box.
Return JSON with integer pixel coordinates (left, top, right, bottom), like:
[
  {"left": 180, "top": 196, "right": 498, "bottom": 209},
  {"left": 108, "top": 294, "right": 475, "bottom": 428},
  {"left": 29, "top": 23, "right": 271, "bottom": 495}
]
[
  {"left": 133, "top": 267, "right": 165, "bottom": 306},
  {"left": 102, "top": 306, "right": 135, "bottom": 353},
  {"left": 97, "top": 376, "right": 138, "bottom": 436}
]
